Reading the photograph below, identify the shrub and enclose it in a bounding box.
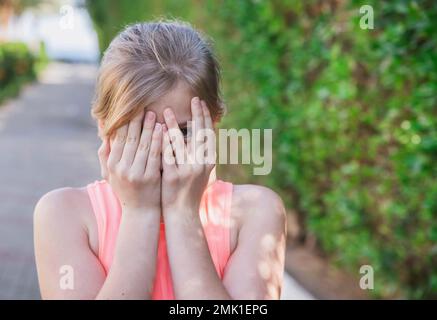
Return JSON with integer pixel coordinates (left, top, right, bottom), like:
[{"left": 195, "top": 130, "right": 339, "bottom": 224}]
[
  {"left": 0, "top": 42, "right": 37, "bottom": 103},
  {"left": 208, "top": 0, "right": 437, "bottom": 299}
]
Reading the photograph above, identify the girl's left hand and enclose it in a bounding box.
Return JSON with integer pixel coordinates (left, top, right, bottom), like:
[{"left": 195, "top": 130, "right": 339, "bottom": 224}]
[{"left": 161, "top": 97, "right": 216, "bottom": 217}]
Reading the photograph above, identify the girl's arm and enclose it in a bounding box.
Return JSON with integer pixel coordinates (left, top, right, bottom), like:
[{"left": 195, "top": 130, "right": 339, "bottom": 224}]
[
  {"left": 34, "top": 192, "right": 161, "bottom": 299},
  {"left": 34, "top": 110, "right": 163, "bottom": 299},
  {"left": 221, "top": 185, "right": 286, "bottom": 299},
  {"left": 162, "top": 186, "right": 286, "bottom": 300},
  {"left": 160, "top": 98, "right": 286, "bottom": 299},
  {"left": 95, "top": 208, "right": 161, "bottom": 299}
]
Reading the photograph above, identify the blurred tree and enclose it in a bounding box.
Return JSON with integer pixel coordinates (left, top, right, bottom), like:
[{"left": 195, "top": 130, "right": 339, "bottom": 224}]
[
  {"left": 86, "top": 0, "right": 195, "bottom": 54},
  {"left": 0, "top": 0, "right": 40, "bottom": 41}
]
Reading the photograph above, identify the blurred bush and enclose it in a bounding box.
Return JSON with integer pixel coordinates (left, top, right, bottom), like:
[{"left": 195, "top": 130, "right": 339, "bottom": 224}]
[
  {"left": 86, "top": 0, "right": 194, "bottom": 54},
  {"left": 211, "top": 0, "right": 437, "bottom": 299},
  {"left": 86, "top": 0, "right": 437, "bottom": 298},
  {"left": 0, "top": 42, "right": 37, "bottom": 103}
]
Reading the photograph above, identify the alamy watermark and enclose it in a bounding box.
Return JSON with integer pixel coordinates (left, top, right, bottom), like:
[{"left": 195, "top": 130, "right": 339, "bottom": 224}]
[
  {"left": 59, "top": 265, "right": 74, "bottom": 290},
  {"left": 359, "top": 265, "right": 374, "bottom": 290},
  {"left": 59, "top": 4, "right": 75, "bottom": 30},
  {"left": 359, "top": 5, "right": 374, "bottom": 30},
  {"left": 164, "top": 121, "right": 272, "bottom": 176}
]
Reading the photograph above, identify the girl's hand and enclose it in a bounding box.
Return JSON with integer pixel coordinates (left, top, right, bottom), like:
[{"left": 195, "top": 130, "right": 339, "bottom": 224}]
[
  {"left": 161, "top": 97, "right": 216, "bottom": 216},
  {"left": 98, "top": 110, "right": 163, "bottom": 213}
]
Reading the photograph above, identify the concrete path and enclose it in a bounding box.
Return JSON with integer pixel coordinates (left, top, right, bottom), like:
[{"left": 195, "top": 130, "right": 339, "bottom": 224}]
[
  {"left": 0, "top": 62, "right": 313, "bottom": 299},
  {"left": 0, "top": 63, "right": 100, "bottom": 299}
]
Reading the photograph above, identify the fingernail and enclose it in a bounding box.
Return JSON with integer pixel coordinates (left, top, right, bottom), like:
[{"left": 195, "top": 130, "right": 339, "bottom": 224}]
[
  {"left": 155, "top": 123, "right": 161, "bottom": 131},
  {"left": 146, "top": 111, "right": 155, "bottom": 121},
  {"left": 164, "top": 108, "right": 172, "bottom": 117},
  {"left": 193, "top": 96, "right": 199, "bottom": 104}
]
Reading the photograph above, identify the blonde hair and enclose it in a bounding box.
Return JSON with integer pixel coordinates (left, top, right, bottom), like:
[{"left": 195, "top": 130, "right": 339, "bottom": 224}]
[{"left": 91, "top": 19, "right": 224, "bottom": 138}]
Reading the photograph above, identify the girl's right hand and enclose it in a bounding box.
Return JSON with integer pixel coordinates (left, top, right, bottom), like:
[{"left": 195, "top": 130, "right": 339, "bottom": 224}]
[{"left": 98, "top": 110, "right": 162, "bottom": 213}]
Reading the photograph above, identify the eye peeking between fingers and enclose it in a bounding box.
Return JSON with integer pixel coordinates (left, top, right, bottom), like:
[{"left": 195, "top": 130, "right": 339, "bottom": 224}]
[{"left": 180, "top": 126, "right": 189, "bottom": 140}]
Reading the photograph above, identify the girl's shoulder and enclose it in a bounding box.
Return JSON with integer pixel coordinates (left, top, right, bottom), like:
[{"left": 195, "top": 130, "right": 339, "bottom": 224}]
[
  {"left": 34, "top": 186, "right": 93, "bottom": 221},
  {"left": 34, "top": 186, "right": 99, "bottom": 253},
  {"left": 230, "top": 183, "right": 286, "bottom": 231}
]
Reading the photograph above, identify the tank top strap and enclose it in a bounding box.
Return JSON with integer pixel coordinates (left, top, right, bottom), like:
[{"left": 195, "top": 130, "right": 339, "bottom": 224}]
[
  {"left": 86, "top": 180, "right": 122, "bottom": 273},
  {"left": 199, "top": 179, "right": 233, "bottom": 277}
]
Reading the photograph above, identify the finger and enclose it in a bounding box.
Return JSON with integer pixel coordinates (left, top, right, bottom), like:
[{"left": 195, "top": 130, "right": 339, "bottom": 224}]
[
  {"left": 120, "top": 109, "right": 144, "bottom": 167},
  {"left": 163, "top": 107, "right": 186, "bottom": 166},
  {"left": 201, "top": 100, "right": 213, "bottom": 130},
  {"left": 162, "top": 124, "right": 177, "bottom": 172},
  {"left": 201, "top": 100, "right": 216, "bottom": 166},
  {"left": 131, "top": 111, "right": 156, "bottom": 175},
  {"left": 144, "top": 123, "right": 162, "bottom": 178},
  {"left": 97, "top": 137, "right": 110, "bottom": 179},
  {"left": 190, "top": 97, "right": 205, "bottom": 151},
  {"left": 190, "top": 97, "right": 204, "bottom": 165},
  {"left": 107, "top": 124, "right": 128, "bottom": 168}
]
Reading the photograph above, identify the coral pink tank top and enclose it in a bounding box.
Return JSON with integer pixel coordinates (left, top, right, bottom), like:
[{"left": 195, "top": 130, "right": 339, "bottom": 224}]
[{"left": 86, "top": 179, "right": 233, "bottom": 299}]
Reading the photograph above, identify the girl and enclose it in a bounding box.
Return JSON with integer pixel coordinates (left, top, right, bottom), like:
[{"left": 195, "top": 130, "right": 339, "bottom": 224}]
[{"left": 34, "top": 20, "right": 286, "bottom": 300}]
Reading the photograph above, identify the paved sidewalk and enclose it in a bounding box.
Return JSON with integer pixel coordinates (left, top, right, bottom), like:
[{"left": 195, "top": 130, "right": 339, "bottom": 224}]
[
  {"left": 0, "top": 63, "right": 101, "bottom": 299},
  {"left": 0, "top": 62, "right": 313, "bottom": 300}
]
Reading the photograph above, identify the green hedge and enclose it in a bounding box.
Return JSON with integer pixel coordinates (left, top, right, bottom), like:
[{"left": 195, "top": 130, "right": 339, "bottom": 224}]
[
  {"left": 210, "top": 0, "right": 437, "bottom": 299},
  {"left": 86, "top": 0, "right": 437, "bottom": 298},
  {"left": 87, "top": 0, "right": 195, "bottom": 54},
  {"left": 0, "top": 42, "right": 37, "bottom": 103}
]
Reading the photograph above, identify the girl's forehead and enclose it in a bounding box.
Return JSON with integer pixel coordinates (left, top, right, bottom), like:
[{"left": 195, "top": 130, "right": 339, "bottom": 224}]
[{"left": 146, "top": 82, "right": 194, "bottom": 124}]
